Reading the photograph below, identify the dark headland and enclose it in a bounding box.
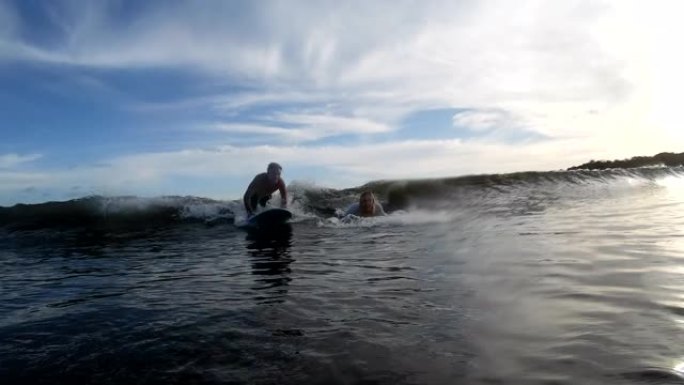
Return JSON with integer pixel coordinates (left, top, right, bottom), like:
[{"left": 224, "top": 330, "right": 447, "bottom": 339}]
[{"left": 568, "top": 152, "right": 684, "bottom": 170}]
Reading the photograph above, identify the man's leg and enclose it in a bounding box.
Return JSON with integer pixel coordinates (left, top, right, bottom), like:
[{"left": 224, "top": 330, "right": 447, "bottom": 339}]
[
  {"left": 249, "top": 194, "right": 260, "bottom": 213},
  {"left": 258, "top": 194, "right": 272, "bottom": 207}
]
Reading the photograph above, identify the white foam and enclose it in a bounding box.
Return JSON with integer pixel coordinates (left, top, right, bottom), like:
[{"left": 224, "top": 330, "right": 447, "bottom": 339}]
[
  {"left": 95, "top": 196, "right": 239, "bottom": 221},
  {"left": 315, "top": 209, "right": 467, "bottom": 228},
  {"left": 179, "top": 201, "right": 239, "bottom": 221}
]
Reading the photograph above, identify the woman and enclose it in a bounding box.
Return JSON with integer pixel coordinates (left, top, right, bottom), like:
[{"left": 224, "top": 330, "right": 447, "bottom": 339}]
[{"left": 345, "top": 191, "right": 386, "bottom": 217}]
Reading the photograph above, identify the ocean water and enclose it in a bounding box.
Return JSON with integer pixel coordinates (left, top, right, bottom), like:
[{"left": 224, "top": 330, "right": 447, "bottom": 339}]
[{"left": 2, "top": 168, "right": 684, "bottom": 384}]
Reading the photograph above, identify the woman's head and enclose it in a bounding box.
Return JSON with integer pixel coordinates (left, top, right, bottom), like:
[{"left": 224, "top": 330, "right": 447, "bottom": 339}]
[{"left": 359, "top": 191, "right": 376, "bottom": 216}]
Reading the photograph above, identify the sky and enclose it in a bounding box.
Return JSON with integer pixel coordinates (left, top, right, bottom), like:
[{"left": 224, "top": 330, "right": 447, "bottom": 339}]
[{"left": 1, "top": 0, "right": 683, "bottom": 206}]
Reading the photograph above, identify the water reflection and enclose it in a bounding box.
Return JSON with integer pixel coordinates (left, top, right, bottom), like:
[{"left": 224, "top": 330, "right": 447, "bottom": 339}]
[{"left": 245, "top": 224, "right": 294, "bottom": 302}]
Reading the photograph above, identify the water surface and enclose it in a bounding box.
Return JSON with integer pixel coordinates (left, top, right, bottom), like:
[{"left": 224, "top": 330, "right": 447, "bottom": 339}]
[{"left": 2, "top": 169, "right": 684, "bottom": 384}]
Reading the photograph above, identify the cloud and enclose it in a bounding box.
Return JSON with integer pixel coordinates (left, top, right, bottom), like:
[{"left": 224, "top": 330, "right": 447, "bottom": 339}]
[
  {"left": 1, "top": 1, "right": 638, "bottom": 133},
  {"left": 0, "top": 1, "right": 622, "bottom": 95},
  {"left": 276, "top": 113, "right": 390, "bottom": 134},
  {"left": 210, "top": 113, "right": 392, "bottom": 143},
  {"left": 0, "top": 153, "right": 42, "bottom": 169},
  {"left": 0, "top": 1, "right": 18, "bottom": 38},
  {"left": 452, "top": 109, "right": 523, "bottom": 132}
]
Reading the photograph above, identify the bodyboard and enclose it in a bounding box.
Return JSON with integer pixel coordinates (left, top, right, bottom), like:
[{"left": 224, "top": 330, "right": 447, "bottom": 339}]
[{"left": 238, "top": 208, "right": 292, "bottom": 230}]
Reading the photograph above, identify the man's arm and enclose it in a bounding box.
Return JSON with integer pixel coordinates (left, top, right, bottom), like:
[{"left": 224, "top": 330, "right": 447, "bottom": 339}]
[
  {"left": 278, "top": 178, "right": 287, "bottom": 207},
  {"left": 243, "top": 176, "right": 260, "bottom": 215}
]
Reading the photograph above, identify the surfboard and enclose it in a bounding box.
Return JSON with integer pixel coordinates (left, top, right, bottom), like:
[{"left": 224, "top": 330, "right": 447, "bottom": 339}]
[{"left": 237, "top": 208, "right": 293, "bottom": 230}]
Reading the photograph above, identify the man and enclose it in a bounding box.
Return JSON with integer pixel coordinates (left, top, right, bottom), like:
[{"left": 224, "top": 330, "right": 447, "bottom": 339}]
[
  {"left": 345, "top": 191, "right": 386, "bottom": 217},
  {"left": 243, "top": 162, "right": 287, "bottom": 217}
]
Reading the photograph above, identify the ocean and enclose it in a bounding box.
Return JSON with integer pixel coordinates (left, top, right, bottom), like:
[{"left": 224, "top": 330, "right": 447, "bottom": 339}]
[{"left": 2, "top": 167, "right": 684, "bottom": 385}]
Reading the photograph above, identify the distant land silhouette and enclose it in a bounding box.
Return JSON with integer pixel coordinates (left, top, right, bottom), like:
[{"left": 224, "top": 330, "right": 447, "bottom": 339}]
[{"left": 568, "top": 152, "right": 684, "bottom": 170}]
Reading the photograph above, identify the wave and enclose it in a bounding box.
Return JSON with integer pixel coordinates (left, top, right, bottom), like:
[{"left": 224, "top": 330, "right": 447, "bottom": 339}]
[
  {"left": 2, "top": 166, "right": 683, "bottom": 232},
  {"left": 300, "top": 166, "right": 684, "bottom": 213},
  {"left": 0, "top": 196, "right": 237, "bottom": 232}
]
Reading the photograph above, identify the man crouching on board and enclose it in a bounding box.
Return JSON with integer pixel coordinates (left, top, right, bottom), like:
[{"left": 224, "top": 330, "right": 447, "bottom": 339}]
[{"left": 243, "top": 162, "right": 288, "bottom": 218}]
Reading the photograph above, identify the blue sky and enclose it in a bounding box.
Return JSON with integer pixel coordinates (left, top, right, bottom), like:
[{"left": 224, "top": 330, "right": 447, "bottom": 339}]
[{"left": 1, "top": 0, "right": 683, "bottom": 205}]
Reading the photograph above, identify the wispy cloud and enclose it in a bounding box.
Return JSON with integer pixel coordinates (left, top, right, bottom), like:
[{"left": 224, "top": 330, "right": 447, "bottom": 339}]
[
  {"left": 0, "top": 153, "right": 42, "bottom": 169},
  {"left": 0, "top": 170, "right": 51, "bottom": 189},
  {"left": 0, "top": 1, "right": 623, "bottom": 98},
  {"left": 5, "top": 1, "right": 633, "bottom": 127},
  {"left": 275, "top": 113, "right": 389, "bottom": 133},
  {"left": 0, "top": 1, "right": 18, "bottom": 38},
  {"left": 453, "top": 110, "right": 522, "bottom": 132},
  {"left": 212, "top": 113, "right": 392, "bottom": 143}
]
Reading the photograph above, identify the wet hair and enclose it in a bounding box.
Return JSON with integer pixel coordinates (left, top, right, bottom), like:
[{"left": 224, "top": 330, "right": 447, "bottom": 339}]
[
  {"left": 359, "top": 191, "right": 375, "bottom": 201},
  {"left": 359, "top": 190, "right": 375, "bottom": 199},
  {"left": 358, "top": 191, "right": 376, "bottom": 215},
  {"left": 267, "top": 162, "right": 282, "bottom": 172}
]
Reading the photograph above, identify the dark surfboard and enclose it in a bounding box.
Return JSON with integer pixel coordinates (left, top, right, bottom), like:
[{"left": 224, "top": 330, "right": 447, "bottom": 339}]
[{"left": 238, "top": 208, "right": 292, "bottom": 230}]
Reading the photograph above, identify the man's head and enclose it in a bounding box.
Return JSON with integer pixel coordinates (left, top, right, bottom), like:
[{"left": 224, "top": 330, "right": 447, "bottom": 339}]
[
  {"left": 359, "top": 191, "right": 376, "bottom": 216},
  {"left": 267, "top": 162, "right": 282, "bottom": 183}
]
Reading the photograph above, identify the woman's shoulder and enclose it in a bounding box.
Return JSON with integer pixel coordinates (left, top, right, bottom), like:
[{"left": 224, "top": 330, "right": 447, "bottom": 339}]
[{"left": 345, "top": 202, "right": 360, "bottom": 215}]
